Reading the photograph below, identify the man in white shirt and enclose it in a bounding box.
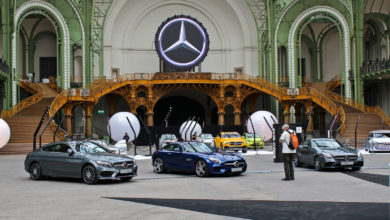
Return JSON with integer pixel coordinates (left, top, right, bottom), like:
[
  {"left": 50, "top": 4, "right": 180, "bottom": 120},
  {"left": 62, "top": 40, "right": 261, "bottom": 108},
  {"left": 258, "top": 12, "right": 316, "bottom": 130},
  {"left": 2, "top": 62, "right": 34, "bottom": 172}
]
[{"left": 279, "top": 124, "right": 296, "bottom": 181}]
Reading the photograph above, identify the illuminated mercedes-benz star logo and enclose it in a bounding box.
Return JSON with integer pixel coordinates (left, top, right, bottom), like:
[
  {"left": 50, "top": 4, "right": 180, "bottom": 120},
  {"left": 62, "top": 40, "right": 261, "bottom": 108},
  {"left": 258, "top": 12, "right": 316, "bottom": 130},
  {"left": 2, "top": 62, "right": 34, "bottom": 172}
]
[
  {"left": 164, "top": 21, "right": 201, "bottom": 54},
  {"left": 155, "top": 15, "right": 210, "bottom": 70}
]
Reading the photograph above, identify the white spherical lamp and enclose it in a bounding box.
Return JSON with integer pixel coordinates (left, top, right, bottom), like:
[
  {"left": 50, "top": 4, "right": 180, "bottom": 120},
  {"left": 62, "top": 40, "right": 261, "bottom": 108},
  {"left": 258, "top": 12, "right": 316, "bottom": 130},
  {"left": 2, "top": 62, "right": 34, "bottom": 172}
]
[
  {"left": 0, "top": 118, "right": 11, "bottom": 148},
  {"left": 107, "top": 112, "right": 140, "bottom": 142},
  {"left": 247, "top": 111, "right": 278, "bottom": 141},
  {"left": 179, "top": 120, "right": 202, "bottom": 141}
]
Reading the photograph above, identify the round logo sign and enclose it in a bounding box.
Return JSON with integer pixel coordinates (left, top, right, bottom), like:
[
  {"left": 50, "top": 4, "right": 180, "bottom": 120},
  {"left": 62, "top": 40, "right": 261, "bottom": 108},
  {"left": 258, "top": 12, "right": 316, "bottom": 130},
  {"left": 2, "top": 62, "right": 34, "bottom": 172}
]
[{"left": 155, "top": 15, "right": 209, "bottom": 70}]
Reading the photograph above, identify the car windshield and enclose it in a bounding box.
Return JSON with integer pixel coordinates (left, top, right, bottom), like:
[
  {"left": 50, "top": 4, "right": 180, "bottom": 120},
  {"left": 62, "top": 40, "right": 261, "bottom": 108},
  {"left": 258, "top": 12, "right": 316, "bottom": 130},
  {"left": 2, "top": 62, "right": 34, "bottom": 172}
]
[
  {"left": 92, "top": 140, "right": 110, "bottom": 147},
  {"left": 200, "top": 134, "right": 212, "bottom": 139},
  {"left": 373, "top": 133, "right": 390, "bottom": 138},
  {"left": 75, "top": 141, "right": 108, "bottom": 153},
  {"left": 222, "top": 133, "right": 240, "bottom": 138},
  {"left": 183, "top": 142, "right": 213, "bottom": 153},
  {"left": 246, "top": 133, "right": 260, "bottom": 138},
  {"left": 162, "top": 134, "right": 176, "bottom": 140},
  {"left": 312, "top": 140, "right": 342, "bottom": 149}
]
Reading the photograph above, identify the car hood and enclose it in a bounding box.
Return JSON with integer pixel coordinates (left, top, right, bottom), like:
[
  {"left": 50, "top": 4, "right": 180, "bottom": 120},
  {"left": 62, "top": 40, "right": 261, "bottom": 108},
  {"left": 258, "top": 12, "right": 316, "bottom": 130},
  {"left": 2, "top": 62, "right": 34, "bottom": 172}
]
[
  {"left": 200, "top": 139, "right": 213, "bottom": 142},
  {"left": 222, "top": 138, "right": 244, "bottom": 141},
  {"left": 246, "top": 138, "right": 262, "bottom": 141},
  {"left": 84, "top": 153, "right": 133, "bottom": 163},
  {"left": 322, "top": 147, "right": 357, "bottom": 155},
  {"left": 370, "top": 138, "right": 390, "bottom": 144},
  {"left": 196, "top": 152, "right": 243, "bottom": 161}
]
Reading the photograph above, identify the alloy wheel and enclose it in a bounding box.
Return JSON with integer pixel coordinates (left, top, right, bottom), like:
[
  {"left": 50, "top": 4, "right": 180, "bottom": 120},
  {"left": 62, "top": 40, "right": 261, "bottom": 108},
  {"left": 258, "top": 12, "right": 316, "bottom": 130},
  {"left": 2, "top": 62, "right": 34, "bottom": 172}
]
[
  {"left": 154, "top": 158, "right": 163, "bottom": 173},
  {"left": 195, "top": 160, "right": 207, "bottom": 177},
  {"left": 314, "top": 157, "right": 322, "bottom": 171},
  {"left": 82, "top": 165, "right": 97, "bottom": 184},
  {"left": 29, "top": 163, "right": 41, "bottom": 180}
]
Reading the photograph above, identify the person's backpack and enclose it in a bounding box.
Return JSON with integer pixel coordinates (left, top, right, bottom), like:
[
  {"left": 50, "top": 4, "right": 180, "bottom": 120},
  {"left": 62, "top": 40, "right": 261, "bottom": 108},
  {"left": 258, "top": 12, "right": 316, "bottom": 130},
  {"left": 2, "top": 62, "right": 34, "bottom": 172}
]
[{"left": 287, "top": 130, "right": 299, "bottom": 149}]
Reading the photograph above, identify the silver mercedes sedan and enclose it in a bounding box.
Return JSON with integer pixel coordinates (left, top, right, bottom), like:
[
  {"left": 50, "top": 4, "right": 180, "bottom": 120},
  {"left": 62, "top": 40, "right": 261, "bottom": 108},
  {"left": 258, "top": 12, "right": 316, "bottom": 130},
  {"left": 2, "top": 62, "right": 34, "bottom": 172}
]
[{"left": 24, "top": 140, "right": 137, "bottom": 184}]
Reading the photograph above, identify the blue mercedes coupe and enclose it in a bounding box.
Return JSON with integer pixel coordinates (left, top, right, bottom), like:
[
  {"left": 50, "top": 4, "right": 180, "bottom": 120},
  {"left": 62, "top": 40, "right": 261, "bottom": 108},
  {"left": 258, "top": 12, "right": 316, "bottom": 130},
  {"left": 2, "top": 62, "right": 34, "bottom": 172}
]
[{"left": 152, "top": 142, "right": 247, "bottom": 177}]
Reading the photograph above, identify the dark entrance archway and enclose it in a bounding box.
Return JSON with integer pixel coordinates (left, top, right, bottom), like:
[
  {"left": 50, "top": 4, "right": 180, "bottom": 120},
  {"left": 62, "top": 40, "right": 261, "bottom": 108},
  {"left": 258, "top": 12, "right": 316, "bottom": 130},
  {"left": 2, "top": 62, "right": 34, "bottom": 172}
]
[
  {"left": 153, "top": 89, "right": 217, "bottom": 126},
  {"left": 154, "top": 96, "right": 205, "bottom": 126}
]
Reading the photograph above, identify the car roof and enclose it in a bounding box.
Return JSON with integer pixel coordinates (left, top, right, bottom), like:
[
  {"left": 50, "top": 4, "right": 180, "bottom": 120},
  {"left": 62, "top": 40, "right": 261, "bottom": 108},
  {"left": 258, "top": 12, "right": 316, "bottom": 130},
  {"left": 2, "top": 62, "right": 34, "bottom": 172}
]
[
  {"left": 370, "top": 130, "right": 390, "bottom": 134},
  {"left": 309, "top": 138, "right": 337, "bottom": 141}
]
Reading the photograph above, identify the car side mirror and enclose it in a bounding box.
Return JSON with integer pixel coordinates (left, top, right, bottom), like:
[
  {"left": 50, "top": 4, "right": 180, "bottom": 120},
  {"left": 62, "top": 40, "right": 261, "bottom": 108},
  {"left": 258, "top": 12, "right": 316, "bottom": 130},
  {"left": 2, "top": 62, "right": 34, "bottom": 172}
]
[
  {"left": 174, "top": 148, "right": 181, "bottom": 152},
  {"left": 67, "top": 148, "right": 74, "bottom": 156}
]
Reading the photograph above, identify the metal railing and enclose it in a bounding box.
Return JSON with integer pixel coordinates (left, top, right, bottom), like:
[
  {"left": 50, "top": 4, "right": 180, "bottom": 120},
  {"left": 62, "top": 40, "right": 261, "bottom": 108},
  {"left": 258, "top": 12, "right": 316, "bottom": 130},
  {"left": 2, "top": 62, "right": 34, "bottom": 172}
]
[
  {"left": 360, "top": 59, "right": 390, "bottom": 75},
  {"left": 0, "top": 60, "right": 9, "bottom": 74},
  {"left": 1, "top": 80, "right": 42, "bottom": 119},
  {"left": 48, "top": 72, "right": 346, "bottom": 139}
]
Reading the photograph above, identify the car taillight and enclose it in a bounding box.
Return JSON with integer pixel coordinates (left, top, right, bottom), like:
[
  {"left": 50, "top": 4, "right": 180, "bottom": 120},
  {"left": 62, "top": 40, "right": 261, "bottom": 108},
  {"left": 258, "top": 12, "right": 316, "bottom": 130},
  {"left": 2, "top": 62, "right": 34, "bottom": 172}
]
[{"left": 25, "top": 154, "right": 29, "bottom": 159}]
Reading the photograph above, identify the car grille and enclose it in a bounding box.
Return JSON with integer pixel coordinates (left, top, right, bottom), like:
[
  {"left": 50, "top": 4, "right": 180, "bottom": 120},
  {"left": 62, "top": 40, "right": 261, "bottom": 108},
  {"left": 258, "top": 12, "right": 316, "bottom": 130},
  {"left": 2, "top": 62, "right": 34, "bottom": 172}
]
[
  {"left": 229, "top": 142, "right": 243, "bottom": 146},
  {"left": 113, "top": 161, "right": 133, "bottom": 169},
  {"left": 334, "top": 155, "right": 357, "bottom": 161},
  {"left": 224, "top": 160, "right": 246, "bottom": 168},
  {"left": 374, "top": 143, "right": 390, "bottom": 148}
]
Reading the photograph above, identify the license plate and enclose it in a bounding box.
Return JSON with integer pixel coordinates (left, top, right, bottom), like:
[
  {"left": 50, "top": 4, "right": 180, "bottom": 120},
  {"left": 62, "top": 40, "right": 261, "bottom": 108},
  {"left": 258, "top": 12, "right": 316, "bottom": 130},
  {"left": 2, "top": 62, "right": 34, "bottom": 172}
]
[
  {"left": 341, "top": 161, "right": 354, "bottom": 166},
  {"left": 120, "top": 168, "right": 133, "bottom": 174},
  {"left": 231, "top": 167, "right": 242, "bottom": 172}
]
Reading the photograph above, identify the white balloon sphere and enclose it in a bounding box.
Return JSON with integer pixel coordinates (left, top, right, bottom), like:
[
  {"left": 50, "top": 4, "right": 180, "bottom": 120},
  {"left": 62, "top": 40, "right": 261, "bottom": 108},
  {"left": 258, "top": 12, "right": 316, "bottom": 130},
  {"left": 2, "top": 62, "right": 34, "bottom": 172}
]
[
  {"left": 0, "top": 118, "right": 10, "bottom": 148},
  {"left": 179, "top": 120, "right": 202, "bottom": 141},
  {"left": 247, "top": 111, "right": 278, "bottom": 141},
  {"left": 108, "top": 112, "right": 140, "bottom": 142}
]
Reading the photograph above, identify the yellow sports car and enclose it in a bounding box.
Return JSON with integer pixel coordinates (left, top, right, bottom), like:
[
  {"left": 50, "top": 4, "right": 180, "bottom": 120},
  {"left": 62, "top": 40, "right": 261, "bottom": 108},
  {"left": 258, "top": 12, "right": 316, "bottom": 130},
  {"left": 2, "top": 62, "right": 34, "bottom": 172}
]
[{"left": 214, "top": 132, "right": 247, "bottom": 153}]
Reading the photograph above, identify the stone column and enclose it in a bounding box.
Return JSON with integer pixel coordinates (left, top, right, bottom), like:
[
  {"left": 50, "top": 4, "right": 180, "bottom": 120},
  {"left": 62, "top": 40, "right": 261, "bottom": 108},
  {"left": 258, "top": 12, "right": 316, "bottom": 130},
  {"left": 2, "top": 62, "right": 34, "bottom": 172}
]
[
  {"left": 233, "top": 110, "right": 241, "bottom": 125},
  {"left": 281, "top": 102, "right": 291, "bottom": 124},
  {"left": 84, "top": 103, "right": 93, "bottom": 138},
  {"left": 146, "top": 111, "right": 154, "bottom": 127},
  {"left": 304, "top": 102, "right": 314, "bottom": 138},
  {"left": 218, "top": 110, "right": 225, "bottom": 126},
  {"left": 63, "top": 104, "right": 73, "bottom": 137}
]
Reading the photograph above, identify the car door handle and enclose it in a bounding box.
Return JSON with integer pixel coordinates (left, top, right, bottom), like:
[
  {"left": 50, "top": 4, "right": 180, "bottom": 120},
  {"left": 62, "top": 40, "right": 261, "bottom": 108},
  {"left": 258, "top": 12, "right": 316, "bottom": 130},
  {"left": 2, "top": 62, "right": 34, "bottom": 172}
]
[{"left": 167, "top": 153, "right": 172, "bottom": 155}]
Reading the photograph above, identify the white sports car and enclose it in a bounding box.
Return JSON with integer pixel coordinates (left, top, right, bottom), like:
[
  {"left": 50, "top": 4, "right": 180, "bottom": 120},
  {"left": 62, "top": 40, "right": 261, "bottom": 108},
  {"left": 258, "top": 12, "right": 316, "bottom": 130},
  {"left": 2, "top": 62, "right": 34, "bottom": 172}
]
[{"left": 364, "top": 130, "right": 390, "bottom": 152}]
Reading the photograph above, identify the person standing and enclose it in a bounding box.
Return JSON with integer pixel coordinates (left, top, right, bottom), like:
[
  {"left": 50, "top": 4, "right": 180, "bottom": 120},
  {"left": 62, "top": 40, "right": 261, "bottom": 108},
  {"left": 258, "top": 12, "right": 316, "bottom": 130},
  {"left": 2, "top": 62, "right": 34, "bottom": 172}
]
[
  {"left": 191, "top": 132, "right": 198, "bottom": 141},
  {"left": 123, "top": 133, "right": 130, "bottom": 143},
  {"left": 279, "top": 124, "right": 296, "bottom": 181}
]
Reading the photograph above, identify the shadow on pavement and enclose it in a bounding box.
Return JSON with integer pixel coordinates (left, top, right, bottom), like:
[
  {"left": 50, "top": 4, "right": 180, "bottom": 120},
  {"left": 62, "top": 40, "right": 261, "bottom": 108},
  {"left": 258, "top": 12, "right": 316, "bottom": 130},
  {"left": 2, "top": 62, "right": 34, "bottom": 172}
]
[{"left": 105, "top": 197, "right": 389, "bottom": 220}]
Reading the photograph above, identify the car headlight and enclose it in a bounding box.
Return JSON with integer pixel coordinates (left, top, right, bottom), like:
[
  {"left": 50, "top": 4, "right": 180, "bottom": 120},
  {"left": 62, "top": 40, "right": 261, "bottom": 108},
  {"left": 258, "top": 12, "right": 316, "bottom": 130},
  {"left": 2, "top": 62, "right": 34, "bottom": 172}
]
[
  {"left": 358, "top": 152, "right": 363, "bottom": 160},
  {"left": 223, "top": 141, "right": 229, "bottom": 144},
  {"left": 209, "top": 157, "right": 222, "bottom": 165},
  {"left": 96, "top": 161, "right": 112, "bottom": 168},
  {"left": 323, "top": 153, "right": 333, "bottom": 159}
]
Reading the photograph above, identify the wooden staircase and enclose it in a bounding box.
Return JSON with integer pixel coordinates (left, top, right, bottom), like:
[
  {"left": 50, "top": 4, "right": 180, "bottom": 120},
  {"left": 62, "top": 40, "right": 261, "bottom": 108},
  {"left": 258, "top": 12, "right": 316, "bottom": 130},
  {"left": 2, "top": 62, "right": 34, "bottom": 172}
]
[
  {"left": 0, "top": 83, "right": 59, "bottom": 154},
  {"left": 320, "top": 76, "right": 390, "bottom": 145}
]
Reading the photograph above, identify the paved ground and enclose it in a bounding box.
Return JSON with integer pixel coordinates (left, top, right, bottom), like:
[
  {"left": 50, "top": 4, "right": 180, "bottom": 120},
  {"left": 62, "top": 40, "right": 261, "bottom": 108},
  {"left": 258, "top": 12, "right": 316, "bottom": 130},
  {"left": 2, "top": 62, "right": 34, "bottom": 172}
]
[{"left": 0, "top": 150, "right": 389, "bottom": 219}]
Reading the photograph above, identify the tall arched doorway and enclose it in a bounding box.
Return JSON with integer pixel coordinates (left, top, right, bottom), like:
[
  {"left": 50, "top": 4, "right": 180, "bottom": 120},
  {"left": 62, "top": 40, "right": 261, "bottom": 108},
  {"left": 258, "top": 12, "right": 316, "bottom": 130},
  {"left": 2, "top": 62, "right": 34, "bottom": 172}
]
[
  {"left": 153, "top": 89, "right": 217, "bottom": 126},
  {"left": 12, "top": 0, "right": 72, "bottom": 105}
]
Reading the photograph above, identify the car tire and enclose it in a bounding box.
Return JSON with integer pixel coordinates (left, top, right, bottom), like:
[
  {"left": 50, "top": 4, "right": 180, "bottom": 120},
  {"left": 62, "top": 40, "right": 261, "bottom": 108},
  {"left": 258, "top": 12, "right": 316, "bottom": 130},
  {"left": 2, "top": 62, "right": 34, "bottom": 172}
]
[
  {"left": 153, "top": 157, "right": 166, "bottom": 173},
  {"left": 242, "top": 149, "right": 247, "bottom": 153},
  {"left": 195, "top": 160, "right": 209, "bottom": 177},
  {"left": 314, "top": 157, "right": 323, "bottom": 171},
  {"left": 29, "top": 162, "right": 43, "bottom": 180},
  {"left": 294, "top": 157, "right": 303, "bottom": 167},
  {"left": 352, "top": 167, "right": 361, "bottom": 171},
  {"left": 82, "top": 164, "right": 99, "bottom": 184},
  {"left": 120, "top": 177, "right": 133, "bottom": 182}
]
